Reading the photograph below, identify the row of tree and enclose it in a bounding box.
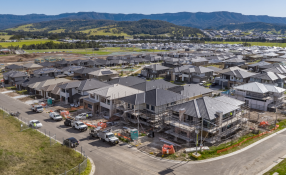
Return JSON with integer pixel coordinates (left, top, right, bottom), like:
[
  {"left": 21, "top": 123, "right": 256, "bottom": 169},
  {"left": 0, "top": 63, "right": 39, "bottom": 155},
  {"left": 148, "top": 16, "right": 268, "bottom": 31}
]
[{"left": 21, "top": 41, "right": 102, "bottom": 50}]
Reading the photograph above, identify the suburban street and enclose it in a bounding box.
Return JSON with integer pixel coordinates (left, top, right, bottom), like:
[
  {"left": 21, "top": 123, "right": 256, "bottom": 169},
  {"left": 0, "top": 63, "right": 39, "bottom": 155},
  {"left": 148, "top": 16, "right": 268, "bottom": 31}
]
[{"left": 1, "top": 92, "right": 286, "bottom": 175}]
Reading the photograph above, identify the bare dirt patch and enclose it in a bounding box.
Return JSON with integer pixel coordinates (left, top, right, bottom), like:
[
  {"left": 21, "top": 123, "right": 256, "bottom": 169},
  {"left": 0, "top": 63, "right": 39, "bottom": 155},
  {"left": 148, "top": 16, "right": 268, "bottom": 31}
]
[{"left": 6, "top": 92, "right": 19, "bottom": 97}]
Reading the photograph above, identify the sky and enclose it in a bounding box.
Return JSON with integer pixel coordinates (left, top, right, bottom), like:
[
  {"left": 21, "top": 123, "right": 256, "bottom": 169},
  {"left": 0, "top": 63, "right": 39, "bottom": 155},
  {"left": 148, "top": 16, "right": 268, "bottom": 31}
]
[{"left": 1, "top": 0, "right": 286, "bottom": 17}]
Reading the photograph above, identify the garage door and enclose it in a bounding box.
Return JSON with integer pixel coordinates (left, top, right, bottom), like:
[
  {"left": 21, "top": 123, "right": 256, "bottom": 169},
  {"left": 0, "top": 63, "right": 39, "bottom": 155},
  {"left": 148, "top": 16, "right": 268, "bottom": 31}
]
[{"left": 193, "top": 78, "right": 200, "bottom": 83}]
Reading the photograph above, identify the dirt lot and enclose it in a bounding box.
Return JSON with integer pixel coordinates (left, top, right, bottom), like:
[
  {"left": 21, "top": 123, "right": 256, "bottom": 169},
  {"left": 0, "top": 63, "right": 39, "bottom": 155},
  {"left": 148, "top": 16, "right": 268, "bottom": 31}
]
[
  {"left": 18, "top": 96, "right": 35, "bottom": 102},
  {"left": 6, "top": 92, "right": 19, "bottom": 97}
]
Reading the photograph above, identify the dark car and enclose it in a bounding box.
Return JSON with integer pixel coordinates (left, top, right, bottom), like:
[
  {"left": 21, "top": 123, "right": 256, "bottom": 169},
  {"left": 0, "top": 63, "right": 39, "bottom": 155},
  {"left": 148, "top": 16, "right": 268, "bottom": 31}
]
[
  {"left": 64, "top": 118, "right": 72, "bottom": 126},
  {"left": 63, "top": 137, "right": 79, "bottom": 148}
]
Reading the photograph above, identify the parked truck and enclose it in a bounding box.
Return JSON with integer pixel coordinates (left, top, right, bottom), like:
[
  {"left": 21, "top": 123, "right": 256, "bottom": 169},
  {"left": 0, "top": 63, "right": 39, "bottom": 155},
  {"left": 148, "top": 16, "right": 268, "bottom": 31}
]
[
  {"left": 31, "top": 105, "right": 44, "bottom": 113},
  {"left": 89, "top": 128, "right": 119, "bottom": 145}
]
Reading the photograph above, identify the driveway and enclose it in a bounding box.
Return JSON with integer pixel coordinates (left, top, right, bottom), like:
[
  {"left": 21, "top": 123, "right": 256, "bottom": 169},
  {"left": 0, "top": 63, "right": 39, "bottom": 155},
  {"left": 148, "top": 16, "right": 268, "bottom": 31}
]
[{"left": 0, "top": 93, "right": 285, "bottom": 175}]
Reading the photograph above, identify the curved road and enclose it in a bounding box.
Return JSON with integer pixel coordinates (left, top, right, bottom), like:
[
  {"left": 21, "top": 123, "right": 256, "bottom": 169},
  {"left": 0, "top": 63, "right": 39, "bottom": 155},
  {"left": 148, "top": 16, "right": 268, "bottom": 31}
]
[{"left": 0, "top": 93, "right": 285, "bottom": 175}]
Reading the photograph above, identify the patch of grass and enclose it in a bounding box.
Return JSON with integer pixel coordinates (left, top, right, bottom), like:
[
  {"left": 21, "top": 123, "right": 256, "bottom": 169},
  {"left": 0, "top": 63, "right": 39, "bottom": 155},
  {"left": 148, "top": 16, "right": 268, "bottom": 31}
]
[
  {"left": 24, "top": 47, "right": 162, "bottom": 56},
  {"left": 16, "top": 90, "right": 28, "bottom": 95},
  {"left": 0, "top": 110, "right": 88, "bottom": 175},
  {"left": 81, "top": 159, "right": 92, "bottom": 175},
  {"left": 0, "top": 39, "right": 60, "bottom": 47},
  {"left": 264, "top": 157, "right": 286, "bottom": 175},
  {"left": 6, "top": 86, "right": 17, "bottom": 90}
]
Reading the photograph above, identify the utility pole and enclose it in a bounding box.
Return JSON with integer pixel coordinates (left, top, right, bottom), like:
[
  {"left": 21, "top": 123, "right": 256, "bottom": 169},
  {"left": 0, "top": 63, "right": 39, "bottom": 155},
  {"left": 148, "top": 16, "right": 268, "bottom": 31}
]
[{"left": 200, "top": 117, "right": 203, "bottom": 152}]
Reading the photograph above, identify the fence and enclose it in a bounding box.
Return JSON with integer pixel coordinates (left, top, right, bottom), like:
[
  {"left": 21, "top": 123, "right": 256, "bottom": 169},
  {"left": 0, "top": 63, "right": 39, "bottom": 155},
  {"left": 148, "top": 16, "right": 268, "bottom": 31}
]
[
  {"left": 217, "top": 124, "right": 280, "bottom": 154},
  {"left": 0, "top": 106, "right": 89, "bottom": 175}
]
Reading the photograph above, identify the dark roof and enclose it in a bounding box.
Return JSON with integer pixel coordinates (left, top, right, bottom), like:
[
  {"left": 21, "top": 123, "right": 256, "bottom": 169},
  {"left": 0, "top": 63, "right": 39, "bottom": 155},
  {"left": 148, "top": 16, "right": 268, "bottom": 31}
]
[
  {"left": 171, "top": 96, "right": 243, "bottom": 120},
  {"left": 18, "top": 76, "right": 53, "bottom": 87},
  {"left": 108, "top": 76, "right": 145, "bottom": 87},
  {"left": 250, "top": 72, "right": 286, "bottom": 81},
  {"left": 78, "top": 79, "right": 109, "bottom": 91},
  {"left": 58, "top": 81, "right": 81, "bottom": 89},
  {"left": 121, "top": 89, "right": 186, "bottom": 106},
  {"left": 168, "top": 84, "right": 213, "bottom": 98},
  {"left": 248, "top": 61, "right": 271, "bottom": 68},
  {"left": 61, "top": 66, "right": 84, "bottom": 72},
  {"left": 131, "top": 79, "right": 178, "bottom": 91},
  {"left": 33, "top": 68, "right": 63, "bottom": 74},
  {"left": 5, "top": 64, "right": 23, "bottom": 70},
  {"left": 74, "top": 67, "right": 100, "bottom": 74},
  {"left": 39, "top": 62, "right": 56, "bottom": 67}
]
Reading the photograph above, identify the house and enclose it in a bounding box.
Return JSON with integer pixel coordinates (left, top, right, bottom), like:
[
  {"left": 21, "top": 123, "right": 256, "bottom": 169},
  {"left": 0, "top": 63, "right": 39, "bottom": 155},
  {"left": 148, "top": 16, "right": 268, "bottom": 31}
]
[
  {"left": 22, "top": 63, "right": 43, "bottom": 74},
  {"left": 165, "top": 96, "right": 245, "bottom": 144},
  {"left": 130, "top": 79, "right": 178, "bottom": 91},
  {"left": 61, "top": 66, "right": 84, "bottom": 75},
  {"left": 88, "top": 69, "right": 119, "bottom": 82},
  {"left": 168, "top": 65, "right": 195, "bottom": 82},
  {"left": 247, "top": 61, "right": 271, "bottom": 72},
  {"left": 3, "top": 71, "right": 28, "bottom": 85},
  {"left": 54, "top": 60, "right": 69, "bottom": 68},
  {"left": 168, "top": 84, "right": 213, "bottom": 100},
  {"left": 191, "top": 57, "right": 209, "bottom": 66},
  {"left": 5, "top": 64, "right": 24, "bottom": 71},
  {"left": 141, "top": 64, "right": 171, "bottom": 79},
  {"left": 73, "top": 67, "right": 100, "bottom": 80},
  {"left": 224, "top": 58, "right": 245, "bottom": 69},
  {"left": 232, "top": 82, "right": 285, "bottom": 111},
  {"left": 15, "top": 76, "right": 53, "bottom": 91},
  {"left": 215, "top": 67, "right": 257, "bottom": 88},
  {"left": 32, "top": 68, "right": 64, "bottom": 78},
  {"left": 249, "top": 72, "right": 286, "bottom": 88},
  {"left": 85, "top": 84, "right": 144, "bottom": 117},
  {"left": 118, "top": 88, "right": 188, "bottom": 127},
  {"left": 181, "top": 66, "right": 214, "bottom": 83},
  {"left": 29, "top": 78, "right": 70, "bottom": 97},
  {"left": 39, "top": 62, "right": 56, "bottom": 68},
  {"left": 107, "top": 76, "right": 145, "bottom": 87},
  {"left": 59, "top": 79, "right": 109, "bottom": 105}
]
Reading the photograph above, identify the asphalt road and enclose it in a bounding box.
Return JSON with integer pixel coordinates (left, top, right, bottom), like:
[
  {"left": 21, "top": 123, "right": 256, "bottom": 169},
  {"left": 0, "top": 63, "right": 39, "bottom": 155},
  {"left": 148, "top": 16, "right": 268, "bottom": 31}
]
[{"left": 1, "top": 93, "right": 286, "bottom": 175}]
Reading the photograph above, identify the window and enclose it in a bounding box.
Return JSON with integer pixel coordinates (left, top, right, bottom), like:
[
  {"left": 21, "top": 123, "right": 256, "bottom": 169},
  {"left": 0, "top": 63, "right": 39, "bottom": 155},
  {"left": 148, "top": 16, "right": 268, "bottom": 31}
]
[
  {"left": 128, "top": 104, "right": 130, "bottom": 108},
  {"left": 88, "top": 104, "right": 92, "bottom": 109},
  {"left": 146, "top": 104, "right": 149, "bottom": 109},
  {"left": 132, "top": 105, "right": 134, "bottom": 109},
  {"left": 61, "top": 89, "right": 65, "bottom": 93},
  {"left": 107, "top": 100, "right": 110, "bottom": 105},
  {"left": 151, "top": 106, "right": 155, "bottom": 111}
]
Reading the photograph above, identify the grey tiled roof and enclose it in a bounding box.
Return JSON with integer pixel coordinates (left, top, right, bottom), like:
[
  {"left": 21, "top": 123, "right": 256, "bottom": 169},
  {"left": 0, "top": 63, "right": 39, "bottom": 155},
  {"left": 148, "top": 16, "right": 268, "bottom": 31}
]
[
  {"left": 131, "top": 79, "right": 178, "bottom": 91},
  {"left": 108, "top": 76, "right": 145, "bottom": 87},
  {"left": 172, "top": 96, "right": 242, "bottom": 120}
]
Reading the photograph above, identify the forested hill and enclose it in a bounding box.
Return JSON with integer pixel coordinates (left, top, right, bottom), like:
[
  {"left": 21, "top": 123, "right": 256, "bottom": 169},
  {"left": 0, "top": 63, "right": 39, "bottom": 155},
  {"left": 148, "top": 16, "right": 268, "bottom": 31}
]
[
  {"left": 7, "top": 19, "right": 204, "bottom": 37},
  {"left": 2, "top": 11, "right": 286, "bottom": 29},
  {"left": 215, "top": 22, "right": 286, "bottom": 34}
]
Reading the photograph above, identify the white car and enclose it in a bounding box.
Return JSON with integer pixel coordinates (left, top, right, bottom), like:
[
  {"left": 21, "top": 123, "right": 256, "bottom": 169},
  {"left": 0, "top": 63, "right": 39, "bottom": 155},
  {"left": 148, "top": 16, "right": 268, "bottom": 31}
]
[
  {"left": 49, "top": 112, "right": 63, "bottom": 121},
  {"left": 29, "top": 120, "right": 43, "bottom": 128},
  {"left": 75, "top": 113, "right": 93, "bottom": 120}
]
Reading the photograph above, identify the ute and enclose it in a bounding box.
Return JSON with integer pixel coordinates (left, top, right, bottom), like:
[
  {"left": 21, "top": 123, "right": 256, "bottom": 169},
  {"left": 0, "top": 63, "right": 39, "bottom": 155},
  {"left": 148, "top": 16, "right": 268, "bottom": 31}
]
[
  {"left": 49, "top": 112, "right": 63, "bottom": 121},
  {"left": 72, "top": 121, "right": 88, "bottom": 132},
  {"left": 90, "top": 128, "right": 119, "bottom": 145},
  {"left": 31, "top": 105, "right": 44, "bottom": 113}
]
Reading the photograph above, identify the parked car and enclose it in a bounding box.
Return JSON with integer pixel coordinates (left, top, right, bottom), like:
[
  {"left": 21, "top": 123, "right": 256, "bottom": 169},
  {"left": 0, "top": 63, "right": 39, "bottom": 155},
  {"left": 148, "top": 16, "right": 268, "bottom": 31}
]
[
  {"left": 64, "top": 118, "right": 72, "bottom": 126},
  {"left": 49, "top": 112, "right": 63, "bottom": 121},
  {"left": 63, "top": 137, "right": 79, "bottom": 148},
  {"left": 29, "top": 120, "right": 42, "bottom": 128},
  {"left": 75, "top": 113, "right": 93, "bottom": 120}
]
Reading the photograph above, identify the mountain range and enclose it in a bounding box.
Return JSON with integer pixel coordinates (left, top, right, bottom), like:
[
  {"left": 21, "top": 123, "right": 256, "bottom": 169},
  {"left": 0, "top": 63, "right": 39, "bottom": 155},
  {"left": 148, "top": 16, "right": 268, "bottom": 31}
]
[
  {"left": 2, "top": 11, "right": 286, "bottom": 30},
  {"left": 214, "top": 22, "right": 286, "bottom": 35}
]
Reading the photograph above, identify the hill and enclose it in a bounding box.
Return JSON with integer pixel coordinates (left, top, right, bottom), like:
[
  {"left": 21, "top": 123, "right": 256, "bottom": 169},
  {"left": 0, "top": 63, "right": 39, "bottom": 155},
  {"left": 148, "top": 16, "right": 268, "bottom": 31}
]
[
  {"left": 7, "top": 19, "right": 204, "bottom": 37},
  {"left": 214, "top": 22, "right": 286, "bottom": 34},
  {"left": 2, "top": 11, "right": 286, "bottom": 30}
]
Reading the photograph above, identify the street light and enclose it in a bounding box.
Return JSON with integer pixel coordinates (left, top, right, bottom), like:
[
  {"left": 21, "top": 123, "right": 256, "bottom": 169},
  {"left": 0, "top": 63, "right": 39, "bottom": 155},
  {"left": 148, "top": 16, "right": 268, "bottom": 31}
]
[{"left": 195, "top": 128, "right": 199, "bottom": 155}]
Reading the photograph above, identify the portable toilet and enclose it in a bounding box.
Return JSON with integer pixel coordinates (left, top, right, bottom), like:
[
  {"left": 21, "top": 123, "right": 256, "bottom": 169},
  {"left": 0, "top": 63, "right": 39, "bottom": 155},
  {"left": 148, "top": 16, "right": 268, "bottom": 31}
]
[
  {"left": 130, "top": 129, "right": 138, "bottom": 140},
  {"left": 47, "top": 97, "right": 53, "bottom": 106}
]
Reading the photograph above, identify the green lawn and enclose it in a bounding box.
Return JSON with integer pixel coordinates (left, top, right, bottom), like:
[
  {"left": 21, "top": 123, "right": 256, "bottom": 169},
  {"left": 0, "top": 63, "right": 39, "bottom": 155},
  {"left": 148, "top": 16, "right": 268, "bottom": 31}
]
[
  {"left": 0, "top": 35, "right": 13, "bottom": 40},
  {"left": 25, "top": 47, "right": 162, "bottom": 55},
  {"left": 0, "top": 39, "right": 60, "bottom": 47},
  {"left": 0, "top": 110, "right": 90, "bottom": 175},
  {"left": 206, "top": 41, "right": 286, "bottom": 47}
]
